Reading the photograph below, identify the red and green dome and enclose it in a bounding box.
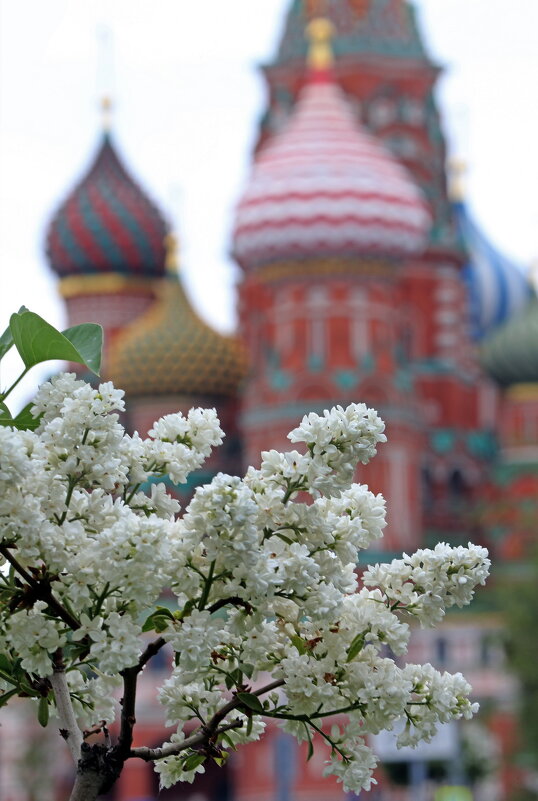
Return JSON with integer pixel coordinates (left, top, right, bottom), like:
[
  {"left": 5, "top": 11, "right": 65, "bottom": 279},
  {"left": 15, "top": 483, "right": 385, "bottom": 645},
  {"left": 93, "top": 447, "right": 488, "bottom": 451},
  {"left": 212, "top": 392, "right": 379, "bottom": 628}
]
[{"left": 46, "top": 132, "right": 167, "bottom": 279}]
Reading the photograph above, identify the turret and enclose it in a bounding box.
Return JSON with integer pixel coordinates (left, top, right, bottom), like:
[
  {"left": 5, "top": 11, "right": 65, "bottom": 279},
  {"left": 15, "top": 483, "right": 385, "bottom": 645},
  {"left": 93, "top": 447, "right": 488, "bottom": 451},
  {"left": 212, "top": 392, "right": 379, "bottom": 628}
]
[
  {"left": 232, "top": 17, "right": 430, "bottom": 550},
  {"left": 45, "top": 99, "right": 167, "bottom": 369}
]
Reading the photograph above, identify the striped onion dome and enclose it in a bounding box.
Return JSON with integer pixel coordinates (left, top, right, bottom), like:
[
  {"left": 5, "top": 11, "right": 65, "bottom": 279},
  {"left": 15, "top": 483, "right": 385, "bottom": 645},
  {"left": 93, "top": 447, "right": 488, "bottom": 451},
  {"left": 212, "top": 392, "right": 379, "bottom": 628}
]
[
  {"left": 46, "top": 132, "right": 167, "bottom": 279},
  {"left": 107, "top": 248, "right": 248, "bottom": 398},
  {"left": 480, "top": 296, "right": 538, "bottom": 386},
  {"left": 454, "top": 200, "right": 530, "bottom": 341},
  {"left": 232, "top": 21, "right": 430, "bottom": 270}
]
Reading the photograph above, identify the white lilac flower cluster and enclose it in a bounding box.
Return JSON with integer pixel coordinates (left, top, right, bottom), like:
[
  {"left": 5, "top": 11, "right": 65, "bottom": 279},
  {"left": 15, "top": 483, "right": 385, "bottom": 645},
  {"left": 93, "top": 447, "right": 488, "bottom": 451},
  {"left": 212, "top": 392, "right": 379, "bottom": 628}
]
[
  {"left": 0, "top": 372, "right": 223, "bottom": 678},
  {"left": 362, "top": 542, "right": 490, "bottom": 626},
  {"left": 0, "top": 376, "right": 490, "bottom": 795}
]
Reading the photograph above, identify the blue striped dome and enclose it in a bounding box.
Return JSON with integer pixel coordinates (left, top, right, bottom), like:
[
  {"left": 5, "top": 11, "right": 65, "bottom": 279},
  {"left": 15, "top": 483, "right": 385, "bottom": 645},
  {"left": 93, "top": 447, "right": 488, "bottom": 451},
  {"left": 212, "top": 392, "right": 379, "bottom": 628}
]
[
  {"left": 46, "top": 133, "right": 167, "bottom": 279},
  {"left": 453, "top": 200, "right": 530, "bottom": 341}
]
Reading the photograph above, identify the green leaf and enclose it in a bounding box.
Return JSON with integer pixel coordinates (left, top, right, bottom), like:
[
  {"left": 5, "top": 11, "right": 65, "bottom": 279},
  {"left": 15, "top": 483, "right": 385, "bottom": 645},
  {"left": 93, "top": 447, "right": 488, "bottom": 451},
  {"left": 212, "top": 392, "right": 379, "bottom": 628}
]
[
  {"left": 0, "top": 688, "right": 18, "bottom": 708},
  {"left": 230, "top": 667, "right": 242, "bottom": 685},
  {"left": 290, "top": 634, "right": 307, "bottom": 655},
  {"left": 141, "top": 606, "right": 176, "bottom": 633},
  {"left": 182, "top": 753, "right": 206, "bottom": 772},
  {"left": 307, "top": 735, "right": 314, "bottom": 762},
  {"left": 246, "top": 714, "right": 253, "bottom": 737},
  {"left": 2, "top": 402, "right": 43, "bottom": 432},
  {"left": 0, "top": 654, "right": 13, "bottom": 675},
  {"left": 0, "top": 306, "right": 27, "bottom": 361},
  {"left": 0, "top": 402, "right": 13, "bottom": 428},
  {"left": 274, "top": 531, "right": 294, "bottom": 545},
  {"left": 0, "top": 669, "right": 15, "bottom": 685},
  {"left": 346, "top": 632, "right": 365, "bottom": 663},
  {"left": 9, "top": 312, "right": 102, "bottom": 374},
  {"left": 37, "top": 696, "right": 49, "bottom": 727},
  {"left": 220, "top": 732, "right": 238, "bottom": 751},
  {"left": 239, "top": 662, "right": 254, "bottom": 679},
  {"left": 62, "top": 323, "right": 103, "bottom": 375},
  {"left": 236, "top": 692, "right": 264, "bottom": 714},
  {"left": 225, "top": 673, "right": 235, "bottom": 690}
]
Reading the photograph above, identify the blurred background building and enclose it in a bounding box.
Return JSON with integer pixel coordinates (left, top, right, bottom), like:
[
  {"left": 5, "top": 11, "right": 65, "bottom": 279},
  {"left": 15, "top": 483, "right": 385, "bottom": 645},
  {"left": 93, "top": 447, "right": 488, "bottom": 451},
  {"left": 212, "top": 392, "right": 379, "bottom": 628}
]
[{"left": 2, "top": 1, "right": 538, "bottom": 799}]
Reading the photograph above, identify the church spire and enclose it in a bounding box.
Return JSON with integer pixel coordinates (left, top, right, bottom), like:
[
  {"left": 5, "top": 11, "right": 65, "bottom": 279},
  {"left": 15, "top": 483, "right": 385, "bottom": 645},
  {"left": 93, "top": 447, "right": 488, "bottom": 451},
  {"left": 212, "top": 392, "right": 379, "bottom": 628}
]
[{"left": 100, "top": 95, "right": 113, "bottom": 132}]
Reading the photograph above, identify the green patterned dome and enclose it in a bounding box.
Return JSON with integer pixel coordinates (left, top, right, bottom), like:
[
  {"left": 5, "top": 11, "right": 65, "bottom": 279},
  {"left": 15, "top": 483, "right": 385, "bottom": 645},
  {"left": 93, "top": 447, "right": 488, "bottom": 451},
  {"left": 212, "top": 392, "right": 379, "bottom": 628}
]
[
  {"left": 108, "top": 274, "right": 248, "bottom": 398},
  {"left": 480, "top": 296, "right": 538, "bottom": 386}
]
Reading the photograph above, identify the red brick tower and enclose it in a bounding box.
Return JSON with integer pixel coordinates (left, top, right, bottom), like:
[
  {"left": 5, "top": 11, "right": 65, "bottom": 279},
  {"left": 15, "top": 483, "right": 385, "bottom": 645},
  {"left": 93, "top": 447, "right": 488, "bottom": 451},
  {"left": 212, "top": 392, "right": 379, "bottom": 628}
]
[
  {"left": 234, "top": 1, "right": 505, "bottom": 552},
  {"left": 232, "top": 16, "right": 431, "bottom": 552}
]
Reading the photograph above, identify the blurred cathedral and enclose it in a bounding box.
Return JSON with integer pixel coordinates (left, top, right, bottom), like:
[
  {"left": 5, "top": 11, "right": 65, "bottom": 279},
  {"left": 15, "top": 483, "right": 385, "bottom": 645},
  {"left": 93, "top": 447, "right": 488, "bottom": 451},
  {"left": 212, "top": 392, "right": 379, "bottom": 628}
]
[{"left": 20, "top": 0, "right": 538, "bottom": 799}]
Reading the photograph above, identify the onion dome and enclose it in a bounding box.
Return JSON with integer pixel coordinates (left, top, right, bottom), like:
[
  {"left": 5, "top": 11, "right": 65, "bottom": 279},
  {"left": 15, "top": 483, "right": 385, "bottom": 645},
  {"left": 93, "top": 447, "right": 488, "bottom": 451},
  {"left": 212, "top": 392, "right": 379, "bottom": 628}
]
[
  {"left": 480, "top": 296, "right": 538, "bottom": 386},
  {"left": 107, "top": 235, "right": 248, "bottom": 397},
  {"left": 46, "top": 103, "right": 167, "bottom": 279},
  {"left": 449, "top": 162, "right": 530, "bottom": 341},
  {"left": 232, "top": 18, "right": 430, "bottom": 270}
]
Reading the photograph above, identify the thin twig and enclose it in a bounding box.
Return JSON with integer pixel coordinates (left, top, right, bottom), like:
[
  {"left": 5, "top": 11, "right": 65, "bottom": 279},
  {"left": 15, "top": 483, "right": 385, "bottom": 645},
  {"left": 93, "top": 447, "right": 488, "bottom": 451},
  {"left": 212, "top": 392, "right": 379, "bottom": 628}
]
[
  {"left": 130, "top": 678, "right": 284, "bottom": 762},
  {"left": 0, "top": 545, "right": 80, "bottom": 631},
  {"left": 136, "top": 636, "right": 166, "bottom": 672},
  {"left": 207, "top": 596, "right": 253, "bottom": 615},
  {"left": 130, "top": 720, "right": 244, "bottom": 762}
]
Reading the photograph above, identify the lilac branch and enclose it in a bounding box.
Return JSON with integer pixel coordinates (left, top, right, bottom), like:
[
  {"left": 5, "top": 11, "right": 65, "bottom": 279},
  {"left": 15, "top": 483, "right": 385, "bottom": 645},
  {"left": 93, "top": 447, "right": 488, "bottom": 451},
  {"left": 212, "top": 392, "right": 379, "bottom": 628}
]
[
  {"left": 50, "top": 650, "right": 83, "bottom": 765},
  {"left": 130, "top": 720, "right": 244, "bottom": 762},
  {"left": 130, "top": 678, "right": 285, "bottom": 762}
]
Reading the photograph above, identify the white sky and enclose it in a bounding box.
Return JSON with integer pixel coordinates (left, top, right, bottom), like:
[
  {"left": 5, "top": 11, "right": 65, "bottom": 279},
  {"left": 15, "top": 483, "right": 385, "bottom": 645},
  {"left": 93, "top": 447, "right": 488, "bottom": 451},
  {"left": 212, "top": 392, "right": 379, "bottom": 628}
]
[{"left": 1, "top": 0, "right": 537, "bottom": 410}]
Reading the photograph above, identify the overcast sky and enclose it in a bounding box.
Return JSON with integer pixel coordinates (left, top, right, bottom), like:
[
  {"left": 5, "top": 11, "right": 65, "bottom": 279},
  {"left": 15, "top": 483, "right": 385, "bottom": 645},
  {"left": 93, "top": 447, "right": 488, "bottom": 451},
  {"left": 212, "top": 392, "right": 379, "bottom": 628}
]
[{"left": 1, "top": 0, "right": 537, "bottom": 409}]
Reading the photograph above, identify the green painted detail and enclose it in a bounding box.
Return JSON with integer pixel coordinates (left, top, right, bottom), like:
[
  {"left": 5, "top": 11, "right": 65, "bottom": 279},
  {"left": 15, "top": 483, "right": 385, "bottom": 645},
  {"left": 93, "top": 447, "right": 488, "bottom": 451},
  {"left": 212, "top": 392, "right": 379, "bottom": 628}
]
[
  {"left": 243, "top": 402, "right": 418, "bottom": 428},
  {"left": 466, "top": 430, "right": 498, "bottom": 460},
  {"left": 265, "top": 345, "right": 280, "bottom": 369},
  {"left": 360, "top": 352, "right": 375, "bottom": 372},
  {"left": 243, "top": 400, "right": 347, "bottom": 429},
  {"left": 269, "top": 369, "right": 292, "bottom": 391},
  {"left": 308, "top": 353, "right": 324, "bottom": 372},
  {"left": 430, "top": 429, "right": 456, "bottom": 454},
  {"left": 414, "top": 358, "right": 453, "bottom": 374},
  {"left": 394, "top": 369, "right": 413, "bottom": 392},
  {"left": 493, "top": 462, "right": 538, "bottom": 484},
  {"left": 333, "top": 369, "right": 358, "bottom": 390}
]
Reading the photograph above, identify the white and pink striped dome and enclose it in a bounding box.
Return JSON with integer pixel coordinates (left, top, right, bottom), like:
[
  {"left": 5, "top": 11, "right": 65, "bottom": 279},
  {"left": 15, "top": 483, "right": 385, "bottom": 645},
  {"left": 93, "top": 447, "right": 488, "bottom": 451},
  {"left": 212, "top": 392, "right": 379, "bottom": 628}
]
[{"left": 232, "top": 75, "right": 431, "bottom": 270}]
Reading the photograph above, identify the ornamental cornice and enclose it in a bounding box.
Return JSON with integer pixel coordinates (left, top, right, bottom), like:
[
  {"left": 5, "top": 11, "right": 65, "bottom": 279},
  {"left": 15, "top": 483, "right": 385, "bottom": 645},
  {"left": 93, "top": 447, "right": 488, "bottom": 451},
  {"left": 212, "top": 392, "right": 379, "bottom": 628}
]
[
  {"left": 58, "top": 274, "right": 158, "bottom": 298},
  {"left": 252, "top": 257, "right": 397, "bottom": 284}
]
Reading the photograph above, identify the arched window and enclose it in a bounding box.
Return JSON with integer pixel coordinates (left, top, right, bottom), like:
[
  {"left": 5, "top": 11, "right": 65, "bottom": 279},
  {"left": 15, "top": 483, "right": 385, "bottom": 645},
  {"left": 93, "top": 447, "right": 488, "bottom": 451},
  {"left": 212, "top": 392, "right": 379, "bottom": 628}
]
[{"left": 449, "top": 468, "right": 467, "bottom": 499}]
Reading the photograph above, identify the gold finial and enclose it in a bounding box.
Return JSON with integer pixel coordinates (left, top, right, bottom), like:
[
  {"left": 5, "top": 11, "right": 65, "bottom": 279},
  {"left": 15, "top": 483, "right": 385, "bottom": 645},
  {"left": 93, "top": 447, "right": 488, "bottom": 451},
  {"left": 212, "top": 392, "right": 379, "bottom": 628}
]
[
  {"left": 164, "top": 232, "right": 180, "bottom": 274},
  {"left": 448, "top": 158, "right": 467, "bottom": 202},
  {"left": 306, "top": 17, "right": 335, "bottom": 71},
  {"left": 101, "top": 95, "right": 113, "bottom": 131}
]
